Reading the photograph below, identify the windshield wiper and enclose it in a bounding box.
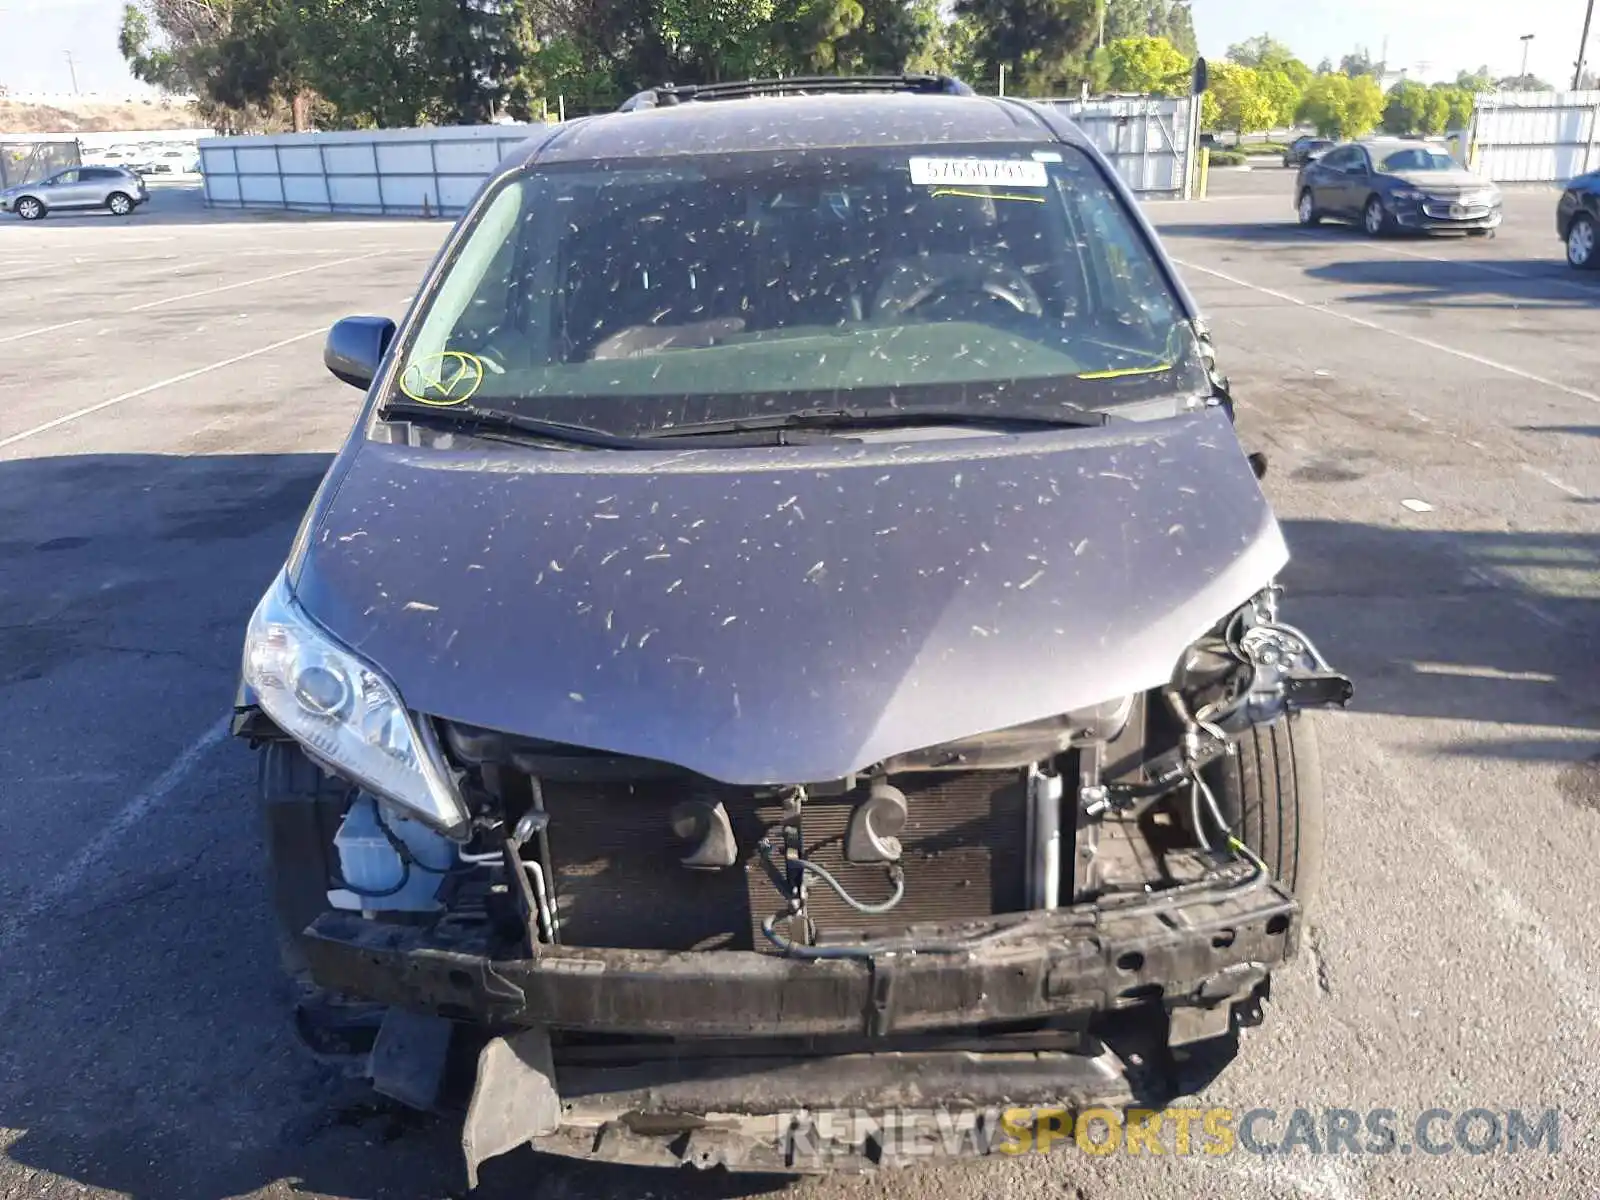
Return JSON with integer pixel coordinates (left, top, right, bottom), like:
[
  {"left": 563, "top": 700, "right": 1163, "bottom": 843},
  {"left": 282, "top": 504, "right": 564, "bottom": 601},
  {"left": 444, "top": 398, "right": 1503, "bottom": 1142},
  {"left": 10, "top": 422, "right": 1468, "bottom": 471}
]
[
  {"left": 643, "top": 405, "right": 1110, "bottom": 439},
  {"left": 380, "top": 401, "right": 843, "bottom": 449}
]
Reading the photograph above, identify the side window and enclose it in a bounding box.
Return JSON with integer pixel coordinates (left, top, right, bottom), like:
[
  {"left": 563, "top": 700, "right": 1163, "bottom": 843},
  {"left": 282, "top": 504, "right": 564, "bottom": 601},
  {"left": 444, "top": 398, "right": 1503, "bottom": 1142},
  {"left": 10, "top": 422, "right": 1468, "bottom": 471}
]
[
  {"left": 54, "top": 170, "right": 80, "bottom": 184},
  {"left": 1058, "top": 172, "right": 1176, "bottom": 335}
]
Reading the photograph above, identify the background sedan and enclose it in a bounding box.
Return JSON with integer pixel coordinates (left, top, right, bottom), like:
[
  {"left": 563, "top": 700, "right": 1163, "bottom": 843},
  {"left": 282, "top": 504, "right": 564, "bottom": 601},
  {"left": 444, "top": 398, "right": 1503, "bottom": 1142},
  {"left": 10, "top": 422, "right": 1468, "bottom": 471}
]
[
  {"left": 1557, "top": 169, "right": 1600, "bottom": 268},
  {"left": 1296, "top": 138, "right": 1502, "bottom": 237}
]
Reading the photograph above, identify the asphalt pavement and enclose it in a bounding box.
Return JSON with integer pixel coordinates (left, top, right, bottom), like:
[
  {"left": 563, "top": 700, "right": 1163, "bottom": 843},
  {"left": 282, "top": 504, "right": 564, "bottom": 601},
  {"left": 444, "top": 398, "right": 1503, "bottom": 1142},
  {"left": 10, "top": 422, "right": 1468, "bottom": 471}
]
[{"left": 0, "top": 168, "right": 1596, "bottom": 1200}]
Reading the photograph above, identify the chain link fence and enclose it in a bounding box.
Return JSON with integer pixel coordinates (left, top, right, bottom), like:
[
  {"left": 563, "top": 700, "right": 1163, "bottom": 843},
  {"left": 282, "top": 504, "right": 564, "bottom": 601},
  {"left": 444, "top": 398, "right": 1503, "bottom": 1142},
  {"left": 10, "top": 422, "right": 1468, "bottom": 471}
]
[{"left": 0, "top": 140, "right": 81, "bottom": 189}]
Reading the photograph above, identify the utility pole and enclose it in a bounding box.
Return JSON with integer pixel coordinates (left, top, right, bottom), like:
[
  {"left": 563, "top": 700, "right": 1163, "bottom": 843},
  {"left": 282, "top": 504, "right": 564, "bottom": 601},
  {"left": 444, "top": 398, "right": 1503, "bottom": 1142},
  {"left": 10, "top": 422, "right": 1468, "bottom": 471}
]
[
  {"left": 1097, "top": 0, "right": 1106, "bottom": 49},
  {"left": 1576, "top": 0, "right": 1596, "bottom": 88},
  {"left": 1520, "top": 33, "right": 1535, "bottom": 81},
  {"left": 63, "top": 50, "right": 78, "bottom": 94}
]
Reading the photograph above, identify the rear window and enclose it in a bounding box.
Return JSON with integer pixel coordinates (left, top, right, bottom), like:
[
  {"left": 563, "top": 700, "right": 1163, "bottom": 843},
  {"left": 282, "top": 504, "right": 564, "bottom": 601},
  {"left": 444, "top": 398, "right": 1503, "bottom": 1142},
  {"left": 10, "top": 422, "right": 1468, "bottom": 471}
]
[
  {"left": 1380, "top": 148, "right": 1458, "bottom": 172},
  {"left": 391, "top": 142, "right": 1206, "bottom": 434}
]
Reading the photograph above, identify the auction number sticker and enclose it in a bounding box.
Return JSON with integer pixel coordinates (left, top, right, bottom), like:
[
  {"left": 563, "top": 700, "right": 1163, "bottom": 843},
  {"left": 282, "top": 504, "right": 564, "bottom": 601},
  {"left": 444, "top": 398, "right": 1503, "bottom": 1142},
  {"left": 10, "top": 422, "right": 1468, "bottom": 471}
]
[{"left": 908, "top": 157, "right": 1049, "bottom": 188}]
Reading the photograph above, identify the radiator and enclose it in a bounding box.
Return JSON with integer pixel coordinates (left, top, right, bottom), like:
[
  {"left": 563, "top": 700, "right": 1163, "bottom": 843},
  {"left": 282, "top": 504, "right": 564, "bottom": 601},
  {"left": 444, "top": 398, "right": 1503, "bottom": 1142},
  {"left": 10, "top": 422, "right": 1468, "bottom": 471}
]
[{"left": 537, "top": 771, "right": 1028, "bottom": 952}]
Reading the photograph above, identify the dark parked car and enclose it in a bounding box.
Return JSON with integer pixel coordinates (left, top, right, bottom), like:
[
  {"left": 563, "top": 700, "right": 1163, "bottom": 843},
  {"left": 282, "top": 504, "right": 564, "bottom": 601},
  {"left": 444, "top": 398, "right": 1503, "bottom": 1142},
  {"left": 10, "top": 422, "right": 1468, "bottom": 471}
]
[
  {"left": 1296, "top": 138, "right": 1502, "bottom": 236},
  {"left": 234, "top": 74, "right": 1351, "bottom": 1184},
  {"left": 1557, "top": 169, "right": 1600, "bottom": 268},
  {"left": 1282, "top": 135, "right": 1333, "bottom": 167}
]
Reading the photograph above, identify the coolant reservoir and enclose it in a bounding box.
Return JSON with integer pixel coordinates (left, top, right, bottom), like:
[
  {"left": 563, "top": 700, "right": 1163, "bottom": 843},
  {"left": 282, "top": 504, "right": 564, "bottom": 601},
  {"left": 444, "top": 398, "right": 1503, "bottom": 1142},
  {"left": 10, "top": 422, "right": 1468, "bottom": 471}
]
[{"left": 328, "top": 794, "right": 455, "bottom": 913}]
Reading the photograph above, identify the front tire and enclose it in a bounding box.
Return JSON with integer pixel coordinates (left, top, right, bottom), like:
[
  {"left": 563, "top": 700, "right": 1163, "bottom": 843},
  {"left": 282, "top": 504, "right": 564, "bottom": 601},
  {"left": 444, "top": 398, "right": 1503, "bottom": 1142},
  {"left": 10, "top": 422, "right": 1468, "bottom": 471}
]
[
  {"left": 1362, "top": 196, "right": 1391, "bottom": 238},
  {"left": 1202, "top": 715, "right": 1326, "bottom": 912},
  {"left": 106, "top": 191, "right": 134, "bottom": 217},
  {"left": 1297, "top": 189, "right": 1321, "bottom": 227},
  {"left": 15, "top": 196, "right": 44, "bottom": 221},
  {"left": 1568, "top": 214, "right": 1598, "bottom": 269}
]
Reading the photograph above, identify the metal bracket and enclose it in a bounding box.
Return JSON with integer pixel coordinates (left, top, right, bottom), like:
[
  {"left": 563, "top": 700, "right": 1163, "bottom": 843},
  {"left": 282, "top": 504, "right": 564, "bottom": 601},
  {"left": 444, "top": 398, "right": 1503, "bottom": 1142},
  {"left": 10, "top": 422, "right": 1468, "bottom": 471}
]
[
  {"left": 1073, "top": 743, "right": 1104, "bottom": 900},
  {"left": 866, "top": 953, "right": 898, "bottom": 1037},
  {"left": 369, "top": 1008, "right": 454, "bottom": 1112},
  {"left": 462, "top": 1028, "right": 562, "bottom": 1189}
]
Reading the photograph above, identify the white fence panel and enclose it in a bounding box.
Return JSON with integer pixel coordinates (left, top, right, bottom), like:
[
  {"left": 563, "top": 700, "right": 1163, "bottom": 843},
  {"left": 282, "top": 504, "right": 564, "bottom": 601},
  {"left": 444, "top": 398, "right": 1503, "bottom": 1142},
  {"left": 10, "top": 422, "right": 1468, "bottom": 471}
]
[
  {"left": 199, "top": 100, "right": 1194, "bottom": 218},
  {"left": 199, "top": 125, "right": 543, "bottom": 216},
  {"left": 1039, "top": 95, "right": 1195, "bottom": 196},
  {"left": 1469, "top": 91, "right": 1600, "bottom": 182}
]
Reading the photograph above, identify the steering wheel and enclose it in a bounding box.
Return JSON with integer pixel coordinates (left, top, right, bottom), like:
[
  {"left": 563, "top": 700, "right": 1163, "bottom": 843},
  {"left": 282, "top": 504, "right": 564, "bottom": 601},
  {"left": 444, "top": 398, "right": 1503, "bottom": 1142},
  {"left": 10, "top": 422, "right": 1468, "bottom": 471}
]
[{"left": 873, "top": 255, "right": 1045, "bottom": 322}]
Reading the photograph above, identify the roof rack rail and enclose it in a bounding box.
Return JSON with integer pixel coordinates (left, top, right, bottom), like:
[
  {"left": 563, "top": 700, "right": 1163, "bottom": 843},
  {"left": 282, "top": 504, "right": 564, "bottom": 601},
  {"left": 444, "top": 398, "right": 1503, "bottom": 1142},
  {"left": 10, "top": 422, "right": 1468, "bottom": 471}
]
[{"left": 618, "top": 74, "right": 976, "bottom": 112}]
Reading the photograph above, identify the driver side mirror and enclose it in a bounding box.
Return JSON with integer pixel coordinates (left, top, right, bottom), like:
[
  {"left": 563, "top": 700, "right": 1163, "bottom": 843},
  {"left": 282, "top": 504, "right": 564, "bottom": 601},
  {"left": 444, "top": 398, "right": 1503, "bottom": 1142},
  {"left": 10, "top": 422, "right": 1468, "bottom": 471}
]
[{"left": 324, "top": 316, "right": 396, "bottom": 389}]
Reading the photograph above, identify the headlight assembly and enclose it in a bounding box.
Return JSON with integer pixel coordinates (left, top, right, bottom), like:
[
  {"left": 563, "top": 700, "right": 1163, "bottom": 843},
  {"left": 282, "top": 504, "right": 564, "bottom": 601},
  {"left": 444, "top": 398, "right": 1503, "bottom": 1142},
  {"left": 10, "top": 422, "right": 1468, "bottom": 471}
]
[{"left": 243, "top": 572, "right": 469, "bottom": 838}]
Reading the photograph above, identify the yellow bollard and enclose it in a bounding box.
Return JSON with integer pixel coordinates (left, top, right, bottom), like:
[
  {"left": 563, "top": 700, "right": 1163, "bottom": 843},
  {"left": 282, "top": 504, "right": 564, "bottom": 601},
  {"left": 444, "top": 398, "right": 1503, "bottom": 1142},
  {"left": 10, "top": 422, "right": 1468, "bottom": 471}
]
[{"left": 1197, "top": 145, "right": 1210, "bottom": 199}]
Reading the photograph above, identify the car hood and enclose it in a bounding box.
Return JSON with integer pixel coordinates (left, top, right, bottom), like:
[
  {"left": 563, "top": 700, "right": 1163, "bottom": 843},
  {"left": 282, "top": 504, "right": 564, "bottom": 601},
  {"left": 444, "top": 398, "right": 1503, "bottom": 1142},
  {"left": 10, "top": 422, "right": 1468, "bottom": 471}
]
[
  {"left": 294, "top": 409, "right": 1287, "bottom": 784},
  {"left": 1389, "top": 168, "right": 1493, "bottom": 190}
]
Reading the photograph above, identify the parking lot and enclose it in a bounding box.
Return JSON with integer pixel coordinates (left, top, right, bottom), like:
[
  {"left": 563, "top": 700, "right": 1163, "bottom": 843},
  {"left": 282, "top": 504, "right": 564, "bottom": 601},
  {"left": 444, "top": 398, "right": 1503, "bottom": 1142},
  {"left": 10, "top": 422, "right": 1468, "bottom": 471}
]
[{"left": 0, "top": 166, "right": 1596, "bottom": 1200}]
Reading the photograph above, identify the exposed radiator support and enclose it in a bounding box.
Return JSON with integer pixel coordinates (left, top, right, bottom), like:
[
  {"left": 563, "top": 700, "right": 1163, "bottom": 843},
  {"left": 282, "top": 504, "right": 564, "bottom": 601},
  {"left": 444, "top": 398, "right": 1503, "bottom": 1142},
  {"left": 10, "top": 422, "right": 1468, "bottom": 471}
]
[{"left": 1025, "top": 764, "right": 1063, "bottom": 910}]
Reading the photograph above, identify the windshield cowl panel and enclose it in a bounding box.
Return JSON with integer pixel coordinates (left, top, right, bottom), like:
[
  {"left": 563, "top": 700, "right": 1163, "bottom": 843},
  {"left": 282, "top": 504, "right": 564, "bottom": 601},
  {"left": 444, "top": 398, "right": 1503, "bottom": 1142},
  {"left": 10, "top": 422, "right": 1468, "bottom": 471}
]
[{"left": 381, "top": 142, "right": 1207, "bottom": 442}]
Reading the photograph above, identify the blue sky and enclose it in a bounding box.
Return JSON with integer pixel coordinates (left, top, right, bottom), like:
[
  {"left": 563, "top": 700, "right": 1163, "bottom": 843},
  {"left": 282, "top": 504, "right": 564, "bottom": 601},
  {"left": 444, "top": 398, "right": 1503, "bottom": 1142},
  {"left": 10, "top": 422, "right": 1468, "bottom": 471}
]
[
  {"left": 1194, "top": 0, "right": 1589, "bottom": 86},
  {"left": 0, "top": 0, "right": 1591, "bottom": 96}
]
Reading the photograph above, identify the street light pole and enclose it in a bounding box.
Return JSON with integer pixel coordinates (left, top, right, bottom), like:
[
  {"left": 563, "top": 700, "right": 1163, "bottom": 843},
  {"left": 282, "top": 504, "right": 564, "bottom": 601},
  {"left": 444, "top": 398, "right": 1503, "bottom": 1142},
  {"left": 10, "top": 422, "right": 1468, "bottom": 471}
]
[
  {"left": 1577, "top": 0, "right": 1596, "bottom": 88},
  {"left": 1519, "top": 33, "right": 1535, "bottom": 81},
  {"left": 63, "top": 50, "right": 79, "bottom": 94}
]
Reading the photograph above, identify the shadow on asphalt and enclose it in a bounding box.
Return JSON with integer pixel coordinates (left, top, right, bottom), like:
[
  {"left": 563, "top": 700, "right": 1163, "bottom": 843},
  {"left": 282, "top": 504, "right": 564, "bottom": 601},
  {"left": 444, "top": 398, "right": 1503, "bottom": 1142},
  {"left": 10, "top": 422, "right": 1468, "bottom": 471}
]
[
  {"left": 0, "top": 451, "right": 1595, "bottom": 1198},
  {"left": 1519, "top": 424, "right": 1600, "bottom": 439},
  {"left": 1300, "top": 258, "right": 1600, "bottom": 308},
  {"left": 1278, "top": 518, "right": 1600, "bottom": 751}
]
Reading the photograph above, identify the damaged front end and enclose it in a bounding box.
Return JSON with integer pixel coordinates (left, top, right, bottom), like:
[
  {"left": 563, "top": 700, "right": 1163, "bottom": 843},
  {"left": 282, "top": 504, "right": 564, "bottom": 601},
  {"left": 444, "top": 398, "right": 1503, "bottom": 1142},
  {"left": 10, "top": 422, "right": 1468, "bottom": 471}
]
[{"left": 239, "top": 573, "right": 1350, "bottom": 1184}]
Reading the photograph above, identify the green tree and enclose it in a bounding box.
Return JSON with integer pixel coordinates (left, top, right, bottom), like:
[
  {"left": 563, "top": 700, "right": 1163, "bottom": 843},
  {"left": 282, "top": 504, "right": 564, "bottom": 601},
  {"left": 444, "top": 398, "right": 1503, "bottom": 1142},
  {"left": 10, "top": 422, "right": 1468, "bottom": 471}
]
[
  {"left": 658, "top": 0, "right": 777, "bottom": 79},
  {"left": 1417, "top": 87, "right": 1452, "bottom": 135},
  {"left": 954, "top": 0, "right": 1097, "bottom": 94},
  {"left": 1298, "top": 71, "right": 1384, "bottom": 138},
  {"left": 1256, "top": 66, "right": 1300, "bottom": 127},
  {"left": 1202, "top": 61, "right": 1273, "bottom": 134},
  {"left": 1225, "top": 33, "right": 1292, "bottom": 69},
  {"left": 1104, "top": 34, "right": 1188, "bottom": 95},
  {"left": 1163, "top": 1, "right": 1196, "bottom": 56},
  {"left": 1438, "top": 85, "right": 1475, "bottom": 130},
  {"left": 120, "top": 0, "right": 312, "bottom": 129},
  {"left": 1497, "top": 73, "right": 1554, "bottom": 91},
  {"left": 1456, "top": 66, "right": 1494, "bottom": 92},
  {"left": 1340, "top": 48, "right": 1378, "bottom": 78},
  {"left": 769, "top": 0, "right": 867, "bottom": 74},
  {"left": 1101, "top": 0, "right": 1193, "bottom": 54},
  {"left": 837, "top": 0, "right": 943, "bottom": 74},
  {"left": 1382, "top": 78, "right": 1429, "bottom": 135}
]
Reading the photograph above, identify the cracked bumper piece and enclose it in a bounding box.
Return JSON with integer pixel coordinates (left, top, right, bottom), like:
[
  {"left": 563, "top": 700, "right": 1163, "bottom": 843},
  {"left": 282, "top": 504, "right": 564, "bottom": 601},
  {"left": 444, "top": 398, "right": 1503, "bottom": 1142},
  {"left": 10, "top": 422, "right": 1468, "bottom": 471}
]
[
  {"left": 302, "top": 866, "right": 1298, "bottom": 1179},
  {"left": 301, "top": 864, "right": 1298, "bottom": 1038}
]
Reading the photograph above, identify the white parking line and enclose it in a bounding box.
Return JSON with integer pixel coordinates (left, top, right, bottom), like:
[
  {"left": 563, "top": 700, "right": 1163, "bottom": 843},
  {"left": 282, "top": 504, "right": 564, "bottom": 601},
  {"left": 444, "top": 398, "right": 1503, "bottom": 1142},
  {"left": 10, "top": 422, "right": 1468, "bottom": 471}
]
[
  {"left": 0, "top": 327, "right": 321, "bottom": 451},
  {"left": 1520, "top": 463, "right": 1587, "bottom": 498},
  {"left": 0, "top": 318, "right": 89, "bottom": 345},
  {"left": 0, "top": 716, "right": 231, "bottom": 954},
  {"left": 1170, "top": 257, "right": 1600, "bottom": 407},
  {"left": 128, "top": 250, "right": 387, "bottom": 312}
]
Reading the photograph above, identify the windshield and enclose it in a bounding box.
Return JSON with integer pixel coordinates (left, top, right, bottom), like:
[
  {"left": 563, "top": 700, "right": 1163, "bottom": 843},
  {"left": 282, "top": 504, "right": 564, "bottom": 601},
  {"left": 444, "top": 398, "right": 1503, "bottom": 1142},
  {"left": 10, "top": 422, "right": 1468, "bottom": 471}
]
[
  {"left": 1381, "top": 148, "right": 1460, "bottom": 172},
  {"left": 390, "top": 142, "right": 1207, "bottom": 436}
]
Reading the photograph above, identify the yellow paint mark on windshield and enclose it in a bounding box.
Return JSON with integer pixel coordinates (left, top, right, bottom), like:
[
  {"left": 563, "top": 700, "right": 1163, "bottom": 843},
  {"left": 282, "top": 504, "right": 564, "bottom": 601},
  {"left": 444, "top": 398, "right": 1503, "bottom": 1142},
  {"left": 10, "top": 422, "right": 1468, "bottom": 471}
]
[
  {"left": 1076, "top": 362, "right": 1173, "bottom": 380},
  {"left": 930, "top": 187, "right": 1046, "bottom": 204},
  {"left": 399, "top": 351, "right": 486, "bottom": 406}
]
